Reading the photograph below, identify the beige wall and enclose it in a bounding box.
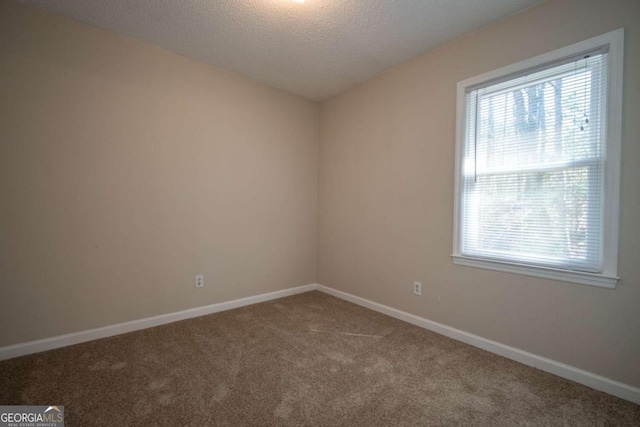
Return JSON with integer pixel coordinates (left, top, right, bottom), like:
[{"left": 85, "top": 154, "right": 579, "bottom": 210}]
[
  {"left": 318, "top": 0, "right": 640, "bottom": 388},
  {"left": 0, "top": 1, "right": 318, "bottom": 346},
  {"left": 2, "top": 0, "right": 639, "bottom": 392}
]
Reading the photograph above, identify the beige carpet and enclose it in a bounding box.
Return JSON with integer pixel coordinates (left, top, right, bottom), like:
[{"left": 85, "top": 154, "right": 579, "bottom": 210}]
[{"left": 0, "top": 291, "right": 638, "bottom": 426}]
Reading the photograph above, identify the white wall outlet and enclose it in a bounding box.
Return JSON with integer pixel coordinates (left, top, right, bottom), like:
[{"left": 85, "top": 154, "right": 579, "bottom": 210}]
[
  {"left": 195, "top": 274, "right": 204, "bottom": 288},
  {"left": 413, "top": 281, "right": 422, "bottom": 296}
]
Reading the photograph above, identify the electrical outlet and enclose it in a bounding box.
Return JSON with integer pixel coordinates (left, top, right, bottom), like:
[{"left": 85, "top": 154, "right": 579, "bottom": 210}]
[
  {"left": 195, "top": 274, "right": 204, "bottom": 288},
  {"left": 413, "top": 281, "right": 422, "bottom": 296}
]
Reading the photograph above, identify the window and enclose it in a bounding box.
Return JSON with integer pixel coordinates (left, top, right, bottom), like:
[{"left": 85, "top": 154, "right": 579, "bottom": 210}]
[{"left": 452, "top": 29, "right": 624, "bottom": 288}]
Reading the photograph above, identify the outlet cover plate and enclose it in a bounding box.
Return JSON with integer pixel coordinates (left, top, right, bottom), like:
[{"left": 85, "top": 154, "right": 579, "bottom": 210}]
[{"left": 413, "top": 281, "right": 422, "bottom": 296}]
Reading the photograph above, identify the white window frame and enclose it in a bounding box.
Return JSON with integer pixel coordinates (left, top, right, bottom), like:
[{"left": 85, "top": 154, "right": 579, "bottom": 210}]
[{"left": 452, "top": 29, "right": 624, "bottom": 288}]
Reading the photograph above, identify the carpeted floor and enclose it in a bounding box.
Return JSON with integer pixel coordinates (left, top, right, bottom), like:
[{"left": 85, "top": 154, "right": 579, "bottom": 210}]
[{"left": 0, "top": 291, "right": 638, "bottom": 426}]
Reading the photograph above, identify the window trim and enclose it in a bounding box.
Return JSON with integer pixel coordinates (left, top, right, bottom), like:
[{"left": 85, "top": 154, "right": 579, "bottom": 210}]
[{"left": 452, "top": 29, "right": 624, "bottom": 288}]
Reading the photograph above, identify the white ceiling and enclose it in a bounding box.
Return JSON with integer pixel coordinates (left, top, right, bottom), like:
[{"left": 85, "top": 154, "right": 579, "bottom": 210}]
[{"left": 20, "top": 0, "right": 541, "bottom": 100}]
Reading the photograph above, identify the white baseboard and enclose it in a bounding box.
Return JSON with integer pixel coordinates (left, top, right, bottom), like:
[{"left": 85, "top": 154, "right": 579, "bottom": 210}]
[
  {"left": 2, "top": 282, "right": 638, "bottom": 405},
  {"left": 316, "top": 284, "right": 640, "bottom": 405},
  {"left": 0, "top": 284, "right": 317, "bottom": 361}
]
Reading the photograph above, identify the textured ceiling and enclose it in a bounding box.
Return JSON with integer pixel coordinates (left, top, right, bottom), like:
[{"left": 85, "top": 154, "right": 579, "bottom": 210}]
[{"left": 20, "top": 0, "right": 541, "bottom": 100}]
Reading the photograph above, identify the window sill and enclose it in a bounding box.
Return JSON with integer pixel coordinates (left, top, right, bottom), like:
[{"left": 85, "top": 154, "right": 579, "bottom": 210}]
[{"left": 451, "top": 255, "right": 618, "bottom": 288}]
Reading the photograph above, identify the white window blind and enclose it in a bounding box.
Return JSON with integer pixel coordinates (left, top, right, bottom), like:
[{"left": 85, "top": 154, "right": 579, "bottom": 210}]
[
  {"left": 453, "top": 29, "right": 623, "bottom": 288},
  {"left": 460, "top": 52, "right": 607, "bottom": 273}
]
